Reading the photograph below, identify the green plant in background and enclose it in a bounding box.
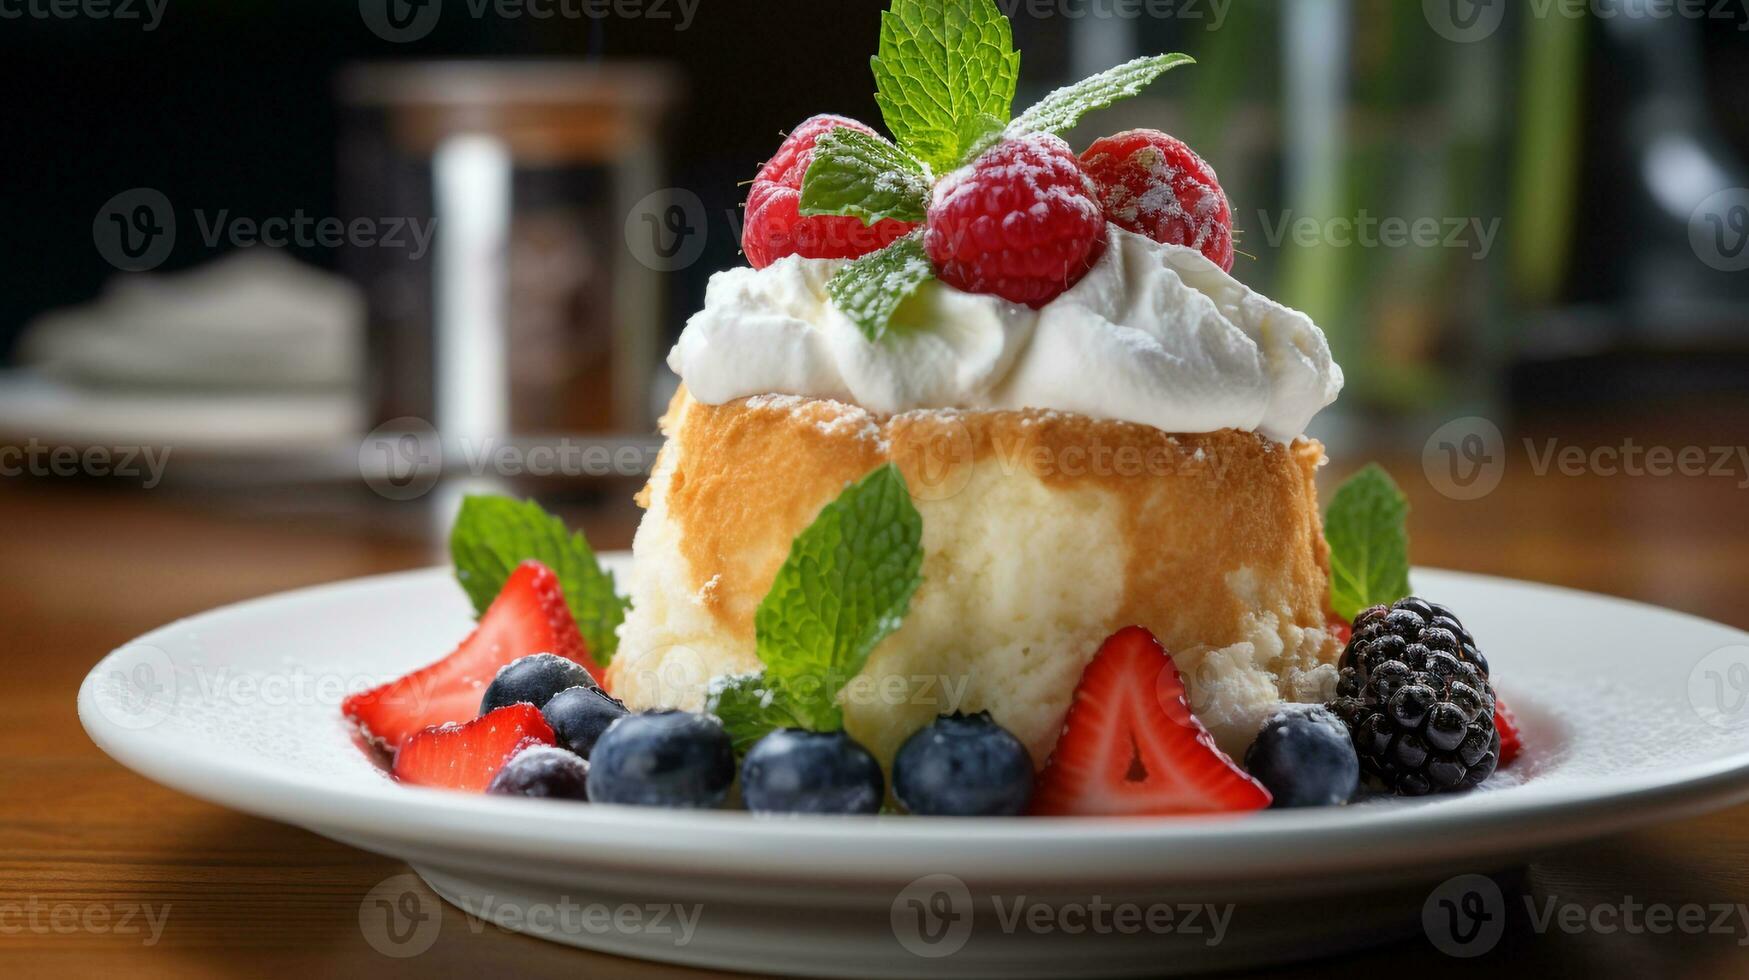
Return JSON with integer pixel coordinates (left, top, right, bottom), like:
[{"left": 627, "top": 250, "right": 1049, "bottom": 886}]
[{"left": 1136, "top": 0, "right": 1584, "bottom": 422}]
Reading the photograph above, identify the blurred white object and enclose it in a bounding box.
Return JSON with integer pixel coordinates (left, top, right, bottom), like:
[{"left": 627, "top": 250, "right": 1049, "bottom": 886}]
[
  {"left": 0, "top": 250, "right": 364, "bottom": 456},
  {"left": 17, "top": 249, "right": 362, "bottom": 390}
]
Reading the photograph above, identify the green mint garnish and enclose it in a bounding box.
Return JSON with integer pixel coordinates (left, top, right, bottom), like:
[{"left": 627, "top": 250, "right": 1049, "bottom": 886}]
[
  {"left": 799, "top": 127, "right": 931, "bottom": 226},
  {"left": 449, "top": 495, "right": 629, "bottom": 662},
  {"left": 1323, "top": 465, "right": 1412, "bottom": 621},
  {"left": 706, "top": 674, "right": 808, "bottom": 755},
  {"left": 1007, "top": 53, "right": 1195, "bottom": 140},
  {"left": 872, "top": 0, "right": 1021, "bottom": 172},
  {"left": 827, "top": 233, "right": 934, "bottom": 341},
  {"left": 707, "top": 464, "right": 925, "bottom": 747}
]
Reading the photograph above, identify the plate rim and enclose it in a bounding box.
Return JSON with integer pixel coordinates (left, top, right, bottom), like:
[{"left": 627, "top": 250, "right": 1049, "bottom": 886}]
[{"left": 77, "top": 562, "right": 1749, "bottom": 886}]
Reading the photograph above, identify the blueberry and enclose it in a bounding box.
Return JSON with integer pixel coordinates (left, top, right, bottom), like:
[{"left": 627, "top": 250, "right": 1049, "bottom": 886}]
[
  {"left": 480, "top": 653, "right": 597, "bottom": 715},
  {"left": 1243, "top": 706, "right": 1360, "bottom": 808},
  {"left": 486, "top": 746, "right": 590, "bottom": 801},
  {"left": 540, "top": 685, "right": 630, "bottom": 760},
  {"left": 741, "top": 729, "right": 884, "bottom": 815},
  {"left": 892, "top": 712, "right": 1034, "bottom": 816},
  {"left": 586, "top": 710, "right": 735, "bottom": 808}
]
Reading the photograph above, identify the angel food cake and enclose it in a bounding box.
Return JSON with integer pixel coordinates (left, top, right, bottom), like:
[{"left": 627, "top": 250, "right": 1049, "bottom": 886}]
[
  {"left": 347, "top": 0, "right": 1512, "bottom": 818},
  {"left": 613, "top": 215, "right": 1345, "bottom": 767}
]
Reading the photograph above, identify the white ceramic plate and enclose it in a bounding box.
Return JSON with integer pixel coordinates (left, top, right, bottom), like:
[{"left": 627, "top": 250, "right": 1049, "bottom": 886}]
[{"left": 79, "top": 557, "right": 1749, "bottom": 976}]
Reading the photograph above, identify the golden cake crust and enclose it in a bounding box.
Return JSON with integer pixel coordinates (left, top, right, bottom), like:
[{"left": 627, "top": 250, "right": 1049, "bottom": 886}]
[
  {"left": 610, "top": 388, "right": 1341, "bottom": 766},
  {"left": 647, "top": 387, "right": 1331, "bottom": 651}
]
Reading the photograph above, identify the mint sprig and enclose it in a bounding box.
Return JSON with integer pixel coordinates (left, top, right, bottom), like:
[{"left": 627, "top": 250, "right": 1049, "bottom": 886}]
[
  {"left": 449, "top": 495, "right": 629, "bottom": 662},
  {"left": 799, "top": 127, "right": 931, "bottom": 226},
  {"left": 708, "top": 464, "right": 925, "bottom": 746},
  {"left": 706, "top": 674, "right": 808, "bottom": 754},
  {"left": 871, "top": 0, "right": 1020, "bottom": 173},
  {"left": 791, "top": 2, "right": 1198, "bottom": 343},
  {"left": 1008, "top": 53, "right": 1196, "bottom": 139},
  {"left": 827, "top": 234, "right": 934, "bottom": 341},
  {"left": 1324, "top": 465, "right": 1412, "bottom": 621}
]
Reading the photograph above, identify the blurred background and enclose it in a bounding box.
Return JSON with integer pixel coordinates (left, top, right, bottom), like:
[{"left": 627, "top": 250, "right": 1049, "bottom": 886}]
[
  {"left": 3, "top": 0, "right": 1749, "bottom": 609},
  {"left": 7, "top": 4, "right": 1749, "bottom": 975}
]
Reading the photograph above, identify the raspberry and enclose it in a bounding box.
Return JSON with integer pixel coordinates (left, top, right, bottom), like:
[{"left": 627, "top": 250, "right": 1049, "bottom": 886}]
[
  {"left": 923, "top": 133, "right": 1106, "bottom": 308},
  {"left": 742, "top": 114, "right": 917, "bottom": 269},
  {"left": 1080, "top": 129, "right": 1234, "bottom": 271},
  {"left": 1328, "top": 597, "right": 1499, "bottom": 796}
]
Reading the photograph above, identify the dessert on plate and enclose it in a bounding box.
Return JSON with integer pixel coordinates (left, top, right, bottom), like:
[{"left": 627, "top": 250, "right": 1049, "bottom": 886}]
[
  {"left": 343, "top": 0, "right": 1516, "bottom": 817},
  {"left": 614, "top": 220, "right": 1344, "bottom": 768}
]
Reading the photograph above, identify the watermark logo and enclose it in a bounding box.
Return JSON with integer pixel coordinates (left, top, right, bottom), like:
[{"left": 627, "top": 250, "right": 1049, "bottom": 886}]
[
  {"left": 359, "top": 874, "right": 443, "bottom": 958},
  {"left": 891, "top": 874, "right": 974, "bottom": 959},
  {"left": 625, "top": 188, "right": 709, "bottom": 273},
  {"left": 1424, "top": 0, "right": 1507, "bottom": 42},
  {"left": 1691, "top": 188, "right": 1749, "bottom": 273},
  {"left": 359, "top": 0, "right": 442, "bottom": 42},
  {"left": 1423, "top": 416, "right": 1506, "bottom": 501},
  {"left": 359, "top": 417, "right": 444, "bottom": 501},
  {"left": 1424, "top": 874, "right": 1507, "bottom": 957},
  {"left": 93, "top": 188, "right": 176, "bottom": 272},
  {"left": 892, "top": 417, "right": 976, "bottom": 503},
  {"left": 90, "top": 644, "right": 179, "bottom": 731},
  {"left": 1689, "top": 645, "right": 1749, "bottom": 729}
]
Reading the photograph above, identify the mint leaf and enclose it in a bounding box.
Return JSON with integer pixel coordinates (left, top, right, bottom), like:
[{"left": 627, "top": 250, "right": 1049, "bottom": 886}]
[
  {"left": 828, "top": 233, "right": 934, "bottom": 342},
  {"left": 1008, "top": 53, "right": 1195, "bottom": 139},
  {"left": 449, "top": 495, "right": 629, "bottom": 663},
  {"left": 799, "top": 127, "right": 930, "bottom": 226},
  {"left": 705, "top": 673, "right": 807, "bottom": 754},
  {"left": 872, "top": 0, "right": 1021, "bottom": 172},
  {"left": 754, "top": 463, "right": 924, "bottom": 731},
  {"left": 1324, "top": 465, "right": 1412, "bottom": 621}
]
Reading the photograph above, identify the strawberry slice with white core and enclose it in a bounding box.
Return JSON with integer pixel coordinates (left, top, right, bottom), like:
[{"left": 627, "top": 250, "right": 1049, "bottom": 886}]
[
  {"left": 1031, "top": 626, "right": 1272, "bottom": 816},
  {"left": 343, "top": 560, "right": 597, "bottom": 750},
  {"left": 391, "top": 703, "right": 557, "bottom": 792}
]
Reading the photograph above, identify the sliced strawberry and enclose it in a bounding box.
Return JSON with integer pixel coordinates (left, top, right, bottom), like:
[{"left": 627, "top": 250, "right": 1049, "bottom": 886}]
[
  {"left": 391, "top": 703, "right": 556, "bottom": 792},
  {"left": 1031, "top": 626, "right": 1272, "bottom": 816},
  {"left": 343, "top": 560, "right": 598, "bottom": 750},
  {"left": 1494, "top": 697, "right": 1523, "bottom": 768}
]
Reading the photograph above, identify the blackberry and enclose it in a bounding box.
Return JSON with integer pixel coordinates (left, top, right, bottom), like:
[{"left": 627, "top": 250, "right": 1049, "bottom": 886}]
[{"left": 1328, "top": 598, "right": 1499, "bottom": 796}]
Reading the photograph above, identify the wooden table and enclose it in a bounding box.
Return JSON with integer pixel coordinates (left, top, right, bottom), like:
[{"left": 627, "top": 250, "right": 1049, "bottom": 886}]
[{"left": 4, "top": 445, "right": 1748, "bottom": 979}]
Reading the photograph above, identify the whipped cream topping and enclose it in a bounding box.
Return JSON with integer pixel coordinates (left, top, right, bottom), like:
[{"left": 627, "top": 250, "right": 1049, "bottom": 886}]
[{"left": 668, "top": 227, "right": 1343, "bottom": 442}]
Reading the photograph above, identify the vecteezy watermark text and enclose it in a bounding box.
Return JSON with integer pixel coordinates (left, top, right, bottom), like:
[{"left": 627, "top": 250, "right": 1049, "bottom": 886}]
[
  {"left": 994, "top": 0, "right": 1230, "bottom": 29},
  {"left": 890, "top": 874, "right": 1232, "bottom": 959},
  {"left": 1425, "top": 0, "right": 1749, "bottom": 44},
  {"left": 359, "top": 0, "right": 699, "bottom": 43},
  {"left": 358, "top": 417, "right": 661, "bottom": 501},
  {"left": 0, "top": 440, "right": 171, "bottom": 489},
  {"left": 1424, "top": 873, "right": 1749, "bottom": 957},
  {"left": 94, "top": 188, "right": 433, "bottom": 272},
  {"left": 0, "top": 0, "right": 167, "bottom": 30},
  {"left": 357, "top": 874, "right": 702, "bottom": 959},
  {"left": 1422, "top": 417, "right": 1749, "bottom": 500},
  {"left": 1255, "top": 209, "right": 1502, "bottom": 260},
  {"left": 1524, "top": 438, "right": 1749, "bottom": 488},
  {"left": 0, "top": 897, "right": 172, "bottom": 946}
]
